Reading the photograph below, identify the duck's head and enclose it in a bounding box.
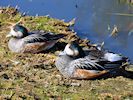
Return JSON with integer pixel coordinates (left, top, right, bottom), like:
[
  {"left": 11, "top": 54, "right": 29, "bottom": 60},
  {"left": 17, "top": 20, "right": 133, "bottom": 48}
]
[
  {"left": 6, "top": 24, "right": 28, "bottom": 38},
  {"left": 59, "top": 42, "right": 85, "bottom": 58}
]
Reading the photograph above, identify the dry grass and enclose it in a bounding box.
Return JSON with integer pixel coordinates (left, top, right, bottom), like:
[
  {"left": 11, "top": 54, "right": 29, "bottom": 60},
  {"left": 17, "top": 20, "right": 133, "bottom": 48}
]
[{"left": 0, "top": 7, "right": 133, "bottom": 100}]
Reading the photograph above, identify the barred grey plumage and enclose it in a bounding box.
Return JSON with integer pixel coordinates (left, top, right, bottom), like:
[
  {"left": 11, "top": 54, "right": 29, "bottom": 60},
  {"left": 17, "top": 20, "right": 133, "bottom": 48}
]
[
  {"left": 7, "top": 24, "right": 65, "bottom": 53},
  {"left": 55, "top": 42, "right": 129, "bottom": 79}
]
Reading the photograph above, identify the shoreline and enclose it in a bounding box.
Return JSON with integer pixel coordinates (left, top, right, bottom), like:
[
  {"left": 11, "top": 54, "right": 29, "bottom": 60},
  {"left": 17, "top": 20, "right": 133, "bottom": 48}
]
[{"left": 0, "top": 7, "right": 133, "bottom": 100}]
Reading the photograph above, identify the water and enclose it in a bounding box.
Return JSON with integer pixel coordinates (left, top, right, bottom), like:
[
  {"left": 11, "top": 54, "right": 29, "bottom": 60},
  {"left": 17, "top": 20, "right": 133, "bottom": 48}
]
[{"left": 0, "top": 0, "right": 133, "bottom": 62}]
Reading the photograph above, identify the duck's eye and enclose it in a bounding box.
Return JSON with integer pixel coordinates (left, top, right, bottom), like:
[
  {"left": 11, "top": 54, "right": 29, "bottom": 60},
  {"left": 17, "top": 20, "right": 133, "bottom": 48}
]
[{"left": 13, "top": 27, "right": 18, "bottom": 32}]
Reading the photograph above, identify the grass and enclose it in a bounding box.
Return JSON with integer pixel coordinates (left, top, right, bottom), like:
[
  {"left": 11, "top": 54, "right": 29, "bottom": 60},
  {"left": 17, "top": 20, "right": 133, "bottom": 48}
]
[
  {"left": 119, "top": 0, "right": 133, "bottom": 4},
  {"left": 0, "top": 7, "right": 133, "bottom": 100}
]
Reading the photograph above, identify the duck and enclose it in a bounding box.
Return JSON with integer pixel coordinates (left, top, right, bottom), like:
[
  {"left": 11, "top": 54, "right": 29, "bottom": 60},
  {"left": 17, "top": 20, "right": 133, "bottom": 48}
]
[
  {"left": 55, "top": 41, "right": 129, "bottom": 79},
  {"left": 6, "top": 24, "right": 65, "bottom": 53}
]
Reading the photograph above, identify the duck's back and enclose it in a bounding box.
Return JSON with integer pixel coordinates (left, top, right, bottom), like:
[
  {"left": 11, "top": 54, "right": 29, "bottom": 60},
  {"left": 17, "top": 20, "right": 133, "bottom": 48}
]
[{"left": 8, "top": 31, "right": 65, "bottom": 53}]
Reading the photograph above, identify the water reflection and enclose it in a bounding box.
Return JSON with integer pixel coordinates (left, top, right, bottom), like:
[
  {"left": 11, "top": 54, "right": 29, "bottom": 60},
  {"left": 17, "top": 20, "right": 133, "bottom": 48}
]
[
  {"left": 0, "top": 0, "right": 133, "bottom": 62},
  {"left": 74, "top": 0, "right": 133, "bottom": 62}
]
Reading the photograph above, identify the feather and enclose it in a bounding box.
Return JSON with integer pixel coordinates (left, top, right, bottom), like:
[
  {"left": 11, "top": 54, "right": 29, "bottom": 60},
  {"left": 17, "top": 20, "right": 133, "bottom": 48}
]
[
  {"left": 70, "top": 57, "right": 105, "bottom": 70},
  {"left": 23, "top": 31, "right": 65, "bottom": 43}
]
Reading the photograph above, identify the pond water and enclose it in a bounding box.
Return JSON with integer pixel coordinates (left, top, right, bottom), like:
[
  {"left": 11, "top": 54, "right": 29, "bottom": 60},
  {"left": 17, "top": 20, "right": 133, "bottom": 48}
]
[{"left": 0, "top": 0, "right": 133, "bottom": 62}]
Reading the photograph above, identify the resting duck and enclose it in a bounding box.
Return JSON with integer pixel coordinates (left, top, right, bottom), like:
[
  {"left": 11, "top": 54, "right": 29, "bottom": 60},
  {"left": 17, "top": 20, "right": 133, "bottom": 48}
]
[
  {"left": 55, "top": 42, "right": 129, "bottom": 79},
  {"left": 6, "top": 24, "right": 65, "bottom": 53}
]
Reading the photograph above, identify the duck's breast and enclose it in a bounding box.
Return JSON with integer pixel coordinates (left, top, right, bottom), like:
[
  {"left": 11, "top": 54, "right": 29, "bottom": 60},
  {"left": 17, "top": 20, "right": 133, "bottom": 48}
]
[
  {"left": 8, "top": 38, "right": 24, "bottom": 53},
  {"left": 55, "top": 55, "right": 75, "bottom": 78}
]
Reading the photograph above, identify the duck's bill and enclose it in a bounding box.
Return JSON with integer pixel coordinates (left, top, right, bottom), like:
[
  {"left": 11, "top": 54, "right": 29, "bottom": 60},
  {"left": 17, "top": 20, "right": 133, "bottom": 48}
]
[
  {"left": 6, "top": 33, "right": 12, "bottom": 38},
  {"left": 59, "top": 51, "right": 67, "bottom": 56}
]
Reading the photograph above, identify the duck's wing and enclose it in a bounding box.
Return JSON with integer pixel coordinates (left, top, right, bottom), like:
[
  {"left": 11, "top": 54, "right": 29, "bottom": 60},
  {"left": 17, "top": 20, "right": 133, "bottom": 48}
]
[
  {"left": 69, "top": 57, "right": 108, "bottom": 79},
  {"left": 86, "top": 53, "right": 128, "bottom": 70},
  {"left": 100, "top": 52, "right": 129, "bottom": 69},
  {"left": 23, "top": 32, "right": 65, "bottom": 43},
  {"left": 29, "top": 30, "right": 47, "bottom": 35},
  {"left": 84, "top": 48, "right": 129, "bottom": 68},
  {"left": 103, "top": 52, "right": 128, "bottom": 62},
  {"left": 69, "top": 57, "right": 105, "bottom": 71}
]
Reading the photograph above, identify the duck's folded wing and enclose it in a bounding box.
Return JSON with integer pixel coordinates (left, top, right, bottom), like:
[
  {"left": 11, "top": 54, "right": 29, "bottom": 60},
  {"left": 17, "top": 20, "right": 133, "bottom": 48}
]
[
  {"left": 30, "top": 30, "right": 46, "bottom": 34},
  {"left": 85, "top": 54, "right": 128, "bottom": 69},
  {"left": 23, "top": 32, "right": 65, "bottom": 43},
  {"left": 69, "top": 57, "right": 105, "bottom": 71},
  {"left": 69, "top": 58, "right": 107, "bottom": 79}
]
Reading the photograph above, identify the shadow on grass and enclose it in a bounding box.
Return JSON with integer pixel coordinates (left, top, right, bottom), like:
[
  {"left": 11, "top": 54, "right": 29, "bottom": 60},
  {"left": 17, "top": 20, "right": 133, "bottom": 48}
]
[
  {"left": 90, "top": 68, "right": 133, "bottom": 80},
  {"left": 39, "top": 42, "right": 67, "bottom": 54},
  {"left": 120, "top": 69, "right": 133, "bottom": 79}
]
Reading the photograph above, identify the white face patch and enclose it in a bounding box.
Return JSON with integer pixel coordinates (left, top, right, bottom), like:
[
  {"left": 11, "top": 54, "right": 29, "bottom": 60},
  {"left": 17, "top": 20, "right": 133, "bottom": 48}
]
[
  {"left": 64, "top": 44, "right": 79, "bottom": 56},
  {"left": 64, "top": 44, "right": 74, "bottom": 56},
  {"left": 11, "top": 28, "right": 17, "bottom": 35},
  {"left": 15, "top": 31, "right": 23, "bottom": 38},
  {"left": 73, "top": 49, "right": 79, "bottom": 56},
  {"left": 7, "top": 28, "right": 23, "bottom": 38}
]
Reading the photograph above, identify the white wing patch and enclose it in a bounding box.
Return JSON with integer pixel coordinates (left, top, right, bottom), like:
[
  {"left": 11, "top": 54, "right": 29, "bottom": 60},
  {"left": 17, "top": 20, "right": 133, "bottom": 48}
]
[{"left": 104, "top": 52, "right": 122, "bottom": 62}]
